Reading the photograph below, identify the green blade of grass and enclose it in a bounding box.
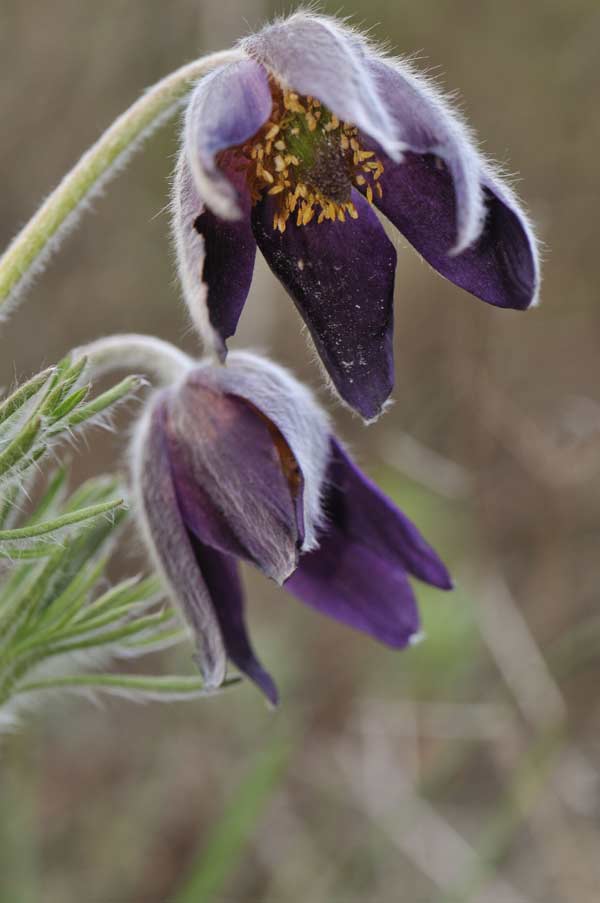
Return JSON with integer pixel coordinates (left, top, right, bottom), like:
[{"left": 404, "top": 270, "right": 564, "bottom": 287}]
[{"left": 174, "top": 736, "right": 291, "bottom": 903}]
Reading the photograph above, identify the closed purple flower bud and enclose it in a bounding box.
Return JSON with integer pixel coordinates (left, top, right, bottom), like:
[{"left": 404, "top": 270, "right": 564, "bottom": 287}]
[
  {"left": 132, "top": 352, "right": 451, "bottom": 704},
  {"left": 174, "top": 12, "right": 540, "bottom": 422}
]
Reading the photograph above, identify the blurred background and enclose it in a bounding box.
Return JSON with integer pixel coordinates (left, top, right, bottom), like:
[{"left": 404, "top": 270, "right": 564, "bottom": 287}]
[{"left": 1, "top": 0, "right": 600, "bottom": 900}]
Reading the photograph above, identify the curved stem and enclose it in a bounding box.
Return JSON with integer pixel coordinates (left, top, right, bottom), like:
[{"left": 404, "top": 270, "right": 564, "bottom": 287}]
[
  {"left": 74, "top": 334, "right": 194, "bottom": 385},
  {"left": 0, "top": 48, "right": 245, "bottom": 316}
]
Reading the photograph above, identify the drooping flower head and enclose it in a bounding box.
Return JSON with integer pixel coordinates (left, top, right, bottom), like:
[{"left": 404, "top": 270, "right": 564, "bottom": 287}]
[
  {"left": 173, "top": 12, "right": 540, "bottom": 421},
  {"left": 132, "top": 351, "right": 451, "bottom": 703}
]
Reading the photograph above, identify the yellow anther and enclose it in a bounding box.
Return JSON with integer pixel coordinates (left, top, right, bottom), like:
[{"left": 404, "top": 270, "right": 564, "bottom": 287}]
[
  {"left": 375, "top": 182, "right": 383, "bottom": 198},
  {"left": 306, "top": 112, "right": 318, "bottom": 132},
  {"left": 239, "top": 80, "right": 384, "bottom": 233}
]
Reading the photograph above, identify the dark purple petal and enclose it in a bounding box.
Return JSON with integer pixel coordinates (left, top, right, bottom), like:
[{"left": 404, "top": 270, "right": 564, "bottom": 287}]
[
  {"left": 188, "top": 535, "right": 278, "bottom": 705},
  {"left": 361, "top": 56, "right": 539, "bottom": 307},
  {"left": 173, "top": 153, "right": 256, "bottom": 359},
  {"left": 285, "top": 437, "right": 452, "bottom": 647},
  {"left": 211, "top": 351, "right": 331, "bottom": 552},
  {"left": 184, "top": 59, "right": 273, "bottom": 219},
  {"left": 328, "top": 438, "right": 452, "bottom": 589},
  {"left": 251, "top": 190, "right": 397, "bottom": 421},
  {"left": 367, "top": 151, "right": 538, "bottom": 310},
  {"left": 135, "top": 398, "right": 227, "bottom": 688},
  {"left": 365, "top": 57, "right": 484, "bottom": 253},
  {"left": 286, "top": 536, "right": 421, "bottom": 648},
  {"left": 165, "top": 374, "right": 304, "bottom": 583},
  {"left": 241, "top": 13, "right": 400, "bottom": 159}
]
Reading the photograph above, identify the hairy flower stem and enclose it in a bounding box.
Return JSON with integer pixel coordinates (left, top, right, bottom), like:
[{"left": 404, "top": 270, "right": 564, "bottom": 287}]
[
  {"left": 0, "top": 48, "right": 245, "bottom": 317},
  {"left": 74, "top": 334, "right": 193, "bottom": 385}
]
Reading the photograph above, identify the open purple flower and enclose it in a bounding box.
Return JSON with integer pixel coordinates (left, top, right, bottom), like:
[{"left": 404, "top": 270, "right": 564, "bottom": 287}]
[
  {"left": 132, "top": 352, "right": 451, "bottom": 703},
  {"left": 173, "top": 12, "right": 540, "bottom": 421}
]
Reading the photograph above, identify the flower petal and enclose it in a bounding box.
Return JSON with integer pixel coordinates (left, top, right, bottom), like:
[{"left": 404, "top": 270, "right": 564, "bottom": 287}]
[
  {"left": 286, "top": 536, "right": 421, "bottom": 648},
  {"left": 241, "top": 12, "right": 401, "bottom": 159},
  {"left": 328, "top": 438, "right": 452, "bottom": 589},
  {"left": 132, "top": 398, "right": 227, "bottom": 688},
  {"left": 173, "top": 152, "right": 256, "bottom": 359},
  {"left": 251, "top": 191, "right": 397, "bottom": 421},
  {"left": 212, "top": 352, "right": 331, "bottom": 552},
  {"left": 364, "top": 56, "right": 487, "bottom": 254},
  {"left": 184, "top": 59, "right": 273, "bottom": 219},
  {"left": 188, "top": 535, "right": 278, "bottom": 705},
  {"left": 367, "top": 151, "right": 539, "bottom": 311},
  {"left": 285, "top": 438, "right": 451, "bottom": 647},
  {"left": 361, "top": 57, "right": 539, "bottom": 307},
  {"left": 165, "top": 372, "right": 303, "bottom": 583}
]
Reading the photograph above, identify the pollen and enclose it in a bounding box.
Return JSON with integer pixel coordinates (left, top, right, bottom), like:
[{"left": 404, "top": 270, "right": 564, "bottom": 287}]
[{"left": 235, "top": 83, "right": 385, "bottom": 233}]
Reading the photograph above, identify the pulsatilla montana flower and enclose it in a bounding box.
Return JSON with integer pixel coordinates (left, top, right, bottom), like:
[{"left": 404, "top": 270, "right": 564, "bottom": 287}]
[
  {"left": 173, "top": 12, "right": 540, "bottom": 421},
  {"left": 132, "top": 352, "right": 451, "bottom": 703}
]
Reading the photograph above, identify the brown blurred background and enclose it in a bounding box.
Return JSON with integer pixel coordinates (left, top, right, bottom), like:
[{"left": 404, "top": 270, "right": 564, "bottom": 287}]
[{"left": 1, "top": 1, "right": 600, "bottom": 901}]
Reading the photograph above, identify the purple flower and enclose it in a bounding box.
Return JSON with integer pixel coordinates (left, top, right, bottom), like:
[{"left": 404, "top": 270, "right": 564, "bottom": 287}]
[
  {"left": 173, "top": 12, "right": 540, "bottom": 421},
  {"left": 132, "top": 352, "right": 451, "bottom": 703}
]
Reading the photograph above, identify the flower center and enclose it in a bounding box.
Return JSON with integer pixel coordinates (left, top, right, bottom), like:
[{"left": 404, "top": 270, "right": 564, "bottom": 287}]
[{"left": 235, "top": 85, "right": 384, "bottom": 233}]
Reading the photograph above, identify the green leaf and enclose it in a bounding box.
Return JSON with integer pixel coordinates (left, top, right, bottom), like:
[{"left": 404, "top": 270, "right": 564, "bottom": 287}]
[
  {"left": 0, "top": 416, "right": 42, "bottom": 478},
  {"left": 75, "top": 576, "right": 161, "bottom": 623},
  {"left": 0, "top": 543, "right": 59, "bottom": 560},
  {"left": 39, "top": 356, "right": 87, "bottom": 418},
  {"left": 64, "top": 375, "right": 145, "bottom": 429},
  {"left": 31, "top": 556, "right": 110, "bottom": 638},
  {"left": 15, "top": 673, "right": 241, "bottom": 699},
  {"left": 0, "top": 498, "right": 123, "bottom": 543},
  {"left": 24, "top": 466, "right": 69, "bottom": 525},
  {"left": 0, "top": 368, "right": 55, "bottom": 426},
  {"left": 49, "top": 385, "right": 90, "bottom": 423},
  {"left": 40, "top": 608, "right": 175, "bottom": 657}
]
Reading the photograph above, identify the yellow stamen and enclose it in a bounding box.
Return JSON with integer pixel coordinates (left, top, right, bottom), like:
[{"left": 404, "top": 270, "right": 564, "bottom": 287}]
[{"left": 236, "top": 83, "right": 385, "bottom": 233}]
